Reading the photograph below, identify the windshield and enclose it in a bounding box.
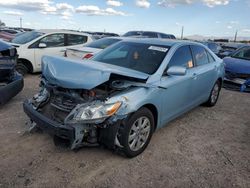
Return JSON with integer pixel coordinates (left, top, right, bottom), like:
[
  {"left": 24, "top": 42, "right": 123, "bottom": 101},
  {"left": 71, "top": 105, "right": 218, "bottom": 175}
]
[
  {"left": 11, "top": 31, "right": 44, "bottom": 44},
  {"left": 85, "top": 38, "right": 121, "bottom": 49},
  {"left": 231, "top": 47, "right": 250, "bottom": 61},
  {"left": 93, "top": 41, "right": 170, "bottom": 74}
]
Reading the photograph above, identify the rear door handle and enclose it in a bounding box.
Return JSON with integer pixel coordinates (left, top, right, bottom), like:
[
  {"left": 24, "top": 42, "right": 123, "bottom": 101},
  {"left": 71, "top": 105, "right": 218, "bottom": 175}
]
[{"left": 192, "top": 73, "right": 197, "bottom": 80}]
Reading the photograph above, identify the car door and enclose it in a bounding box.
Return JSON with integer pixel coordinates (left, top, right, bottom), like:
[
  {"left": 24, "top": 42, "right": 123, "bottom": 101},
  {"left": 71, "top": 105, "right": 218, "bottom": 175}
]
[
  {"left": 189, "top": 45, "right": 218, "bottom": 105},
  {"left": 159, "top": 45, "right": 195, "bottom": 125},
  {"left": 34, "top": 33, "right": 66, "bottom": 70}
]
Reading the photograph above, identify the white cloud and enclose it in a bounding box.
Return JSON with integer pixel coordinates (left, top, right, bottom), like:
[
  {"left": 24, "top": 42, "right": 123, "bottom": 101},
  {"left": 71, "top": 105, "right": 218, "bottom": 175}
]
[
  {"left": 157, "top": 0, "right": 230, "bottom": 8},
  {"left": 227, "top": 25, "right": 233, "bottom": 29},
  {"left": 0, "top": 0, "right": 52, "bottom": 11},
  {"left": 229, "top": 20, "right": 239, "bottom": 24},
  {"left": 242, "top": 29, "right": 250, "bottom": 33},
  {"left": 3, "top": 10, "right": 23, "bottom": 16},
  {"left": 215, "top": 21, "right": 220, "bottom": 24},
  {"left": 136, "top": 0, "right": 150, "bottom": 8},
  {"left": 75, "top": 5, "right": 127, "bottom": 16},
  {"left": 106, "top": 0, "right": 123, "bottom": 7},
  {"left": 56, "top": 3, "right": 74, "bottom": 11}
]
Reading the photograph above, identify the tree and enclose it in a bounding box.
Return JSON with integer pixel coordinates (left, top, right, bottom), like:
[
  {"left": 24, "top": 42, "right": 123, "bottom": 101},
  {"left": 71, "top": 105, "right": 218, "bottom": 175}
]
[{"left": 0, "top": 20, "right": 6, "bottom": 27}]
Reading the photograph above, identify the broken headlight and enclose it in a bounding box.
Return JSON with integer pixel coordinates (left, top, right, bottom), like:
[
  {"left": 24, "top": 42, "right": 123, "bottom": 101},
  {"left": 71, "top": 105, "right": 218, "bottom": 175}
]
[{"left": 73, "top": 101, "right": 122, "bottom": 123}]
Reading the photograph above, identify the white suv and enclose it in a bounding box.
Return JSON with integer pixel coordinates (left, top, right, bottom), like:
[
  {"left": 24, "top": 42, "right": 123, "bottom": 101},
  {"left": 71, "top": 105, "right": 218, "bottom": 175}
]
[{"left": 11, "top": 29, "right": 93, "bottom": 75}]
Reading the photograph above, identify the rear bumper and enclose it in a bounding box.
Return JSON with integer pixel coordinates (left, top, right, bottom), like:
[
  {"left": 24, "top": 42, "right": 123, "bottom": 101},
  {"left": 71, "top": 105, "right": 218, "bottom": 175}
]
[
  {"left": 0, "top": 73, "right": 23, "bottom": 105},
  {"left": 23, "top": 100, "right": 75, "bottom": 141}
]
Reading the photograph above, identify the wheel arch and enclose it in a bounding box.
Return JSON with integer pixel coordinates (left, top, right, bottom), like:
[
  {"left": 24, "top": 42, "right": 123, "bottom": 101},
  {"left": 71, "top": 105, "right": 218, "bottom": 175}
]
[
  {"left": 17, "top": 58, "right": 33, "bottom": 73},
  {"left": 140, "top": 103, "right": 158, "bottom": 131}
]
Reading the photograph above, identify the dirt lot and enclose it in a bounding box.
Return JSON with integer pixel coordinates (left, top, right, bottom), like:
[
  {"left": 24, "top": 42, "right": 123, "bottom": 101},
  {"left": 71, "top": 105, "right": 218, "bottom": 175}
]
[{"left": 0, "top": 75, "right": 250, "bottom": 188}]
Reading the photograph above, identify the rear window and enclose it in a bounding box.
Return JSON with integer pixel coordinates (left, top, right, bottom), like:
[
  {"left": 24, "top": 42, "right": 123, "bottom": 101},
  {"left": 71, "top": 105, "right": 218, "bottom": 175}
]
[
  {"left": 67, "top": 34, "right": 88, "bottom": 46},
  {"left": 85, "top": 38, "right": 121, "bottom": 49},
  {"left": 93, "top": 42, "right": 170, "bottom": 74}
]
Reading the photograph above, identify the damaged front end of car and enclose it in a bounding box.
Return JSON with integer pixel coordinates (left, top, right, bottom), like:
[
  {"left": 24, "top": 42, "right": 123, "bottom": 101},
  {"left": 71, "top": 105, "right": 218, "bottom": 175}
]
[
  {"left": 0, "top": 40, "right": 23, "bottom": 105},
  {"left": 23, "top": 56, "right": 149, "bottom": 150}
]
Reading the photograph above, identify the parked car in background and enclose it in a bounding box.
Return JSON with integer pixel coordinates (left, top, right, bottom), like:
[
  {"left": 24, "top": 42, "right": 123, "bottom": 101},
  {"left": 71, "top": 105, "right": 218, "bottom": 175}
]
[
  {"left": 10, "top": 30, "right": 93, "bottom": 75},
  {"left": 123, "top": 31, "right": 176, "bottom": 39},
  {"left": 0, "top": 31, "right": 15, "bottom": 42},
  {"left": 0, "top": 40, "right": 23, "bottom": 105},
  {"left": 223, "top": 46, "right": 250, "bottom": 92},
  {"left": 201, "top": 41, "right": 221, "bottom": 56},
  {"left": 0, "top": 29, "right": 21, "bottom": 35},
  {"left": 84, "top": 31, "right": 119, "bottom": 40},
  {"left": 218, "top": 43, "right": 248, "bottom": 58},
  {"left": 23, "top": 39, "right": 224, "bottom": 157},
  {"left": 65, "top": 37, "right": 124, "bottom": 60}
]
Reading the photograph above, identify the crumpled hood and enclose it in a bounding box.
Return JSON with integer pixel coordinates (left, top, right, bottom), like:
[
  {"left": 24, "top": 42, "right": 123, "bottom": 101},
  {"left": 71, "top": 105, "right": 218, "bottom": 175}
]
[
  {"left": 223, "top": 57, "right": 250, "bottom": 74},
  {"left": 42, "top": 56, "right": 149, "bottom": 89}
]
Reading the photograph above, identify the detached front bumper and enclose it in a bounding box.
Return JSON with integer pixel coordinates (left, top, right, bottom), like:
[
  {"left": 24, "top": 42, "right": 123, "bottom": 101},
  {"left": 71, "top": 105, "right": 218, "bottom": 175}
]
[
  {"left": 0, "top": 73, "right": 24, "bottom": 105},
  {"left": 23, "top": 100, "right": 75, "bottom": 142},
  {"left": 224, "top": 71, "right": 250, "bottom": 92}
]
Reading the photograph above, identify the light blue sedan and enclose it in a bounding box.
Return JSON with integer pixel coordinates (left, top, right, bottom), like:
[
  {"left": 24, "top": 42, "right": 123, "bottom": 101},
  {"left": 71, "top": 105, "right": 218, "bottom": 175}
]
[{"left": 23, "top": 39, "right": 225, "bottom": 158}]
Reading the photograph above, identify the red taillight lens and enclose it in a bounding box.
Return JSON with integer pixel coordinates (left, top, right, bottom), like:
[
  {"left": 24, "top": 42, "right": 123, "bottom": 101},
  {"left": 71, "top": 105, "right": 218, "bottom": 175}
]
[{"left": 83, "top": 53, "right": 93, "bottom": 59}]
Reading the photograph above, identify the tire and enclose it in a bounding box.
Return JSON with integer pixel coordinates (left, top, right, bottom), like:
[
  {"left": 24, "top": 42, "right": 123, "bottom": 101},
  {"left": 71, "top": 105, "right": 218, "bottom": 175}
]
[
  {"left": 204, "top": 80, "right": 221, "bottom": 107},
  {"left": 119, "top": 107, "right": 154, "bottom": 158},
  {"left": 15, "top": 63, "right": 28, "bottom": 76}
]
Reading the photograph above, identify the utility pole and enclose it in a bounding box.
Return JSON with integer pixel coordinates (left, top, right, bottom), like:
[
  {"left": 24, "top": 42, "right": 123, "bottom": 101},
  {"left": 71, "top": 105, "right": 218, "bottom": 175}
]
[
  {"left": 20, "top": 17, "right": 22, "bottom": 28},
  {"left": 234, "top": 30, "right": 238, "bottom": 42},
  {"left": 181, "top": 26, "right": 184, "bottom": 40}
]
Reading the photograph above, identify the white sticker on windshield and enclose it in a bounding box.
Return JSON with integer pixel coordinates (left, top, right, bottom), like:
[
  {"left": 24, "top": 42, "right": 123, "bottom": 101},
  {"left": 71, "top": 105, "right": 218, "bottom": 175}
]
[{"left": 148, "top": 46, "right": 169, "bottom": 52}]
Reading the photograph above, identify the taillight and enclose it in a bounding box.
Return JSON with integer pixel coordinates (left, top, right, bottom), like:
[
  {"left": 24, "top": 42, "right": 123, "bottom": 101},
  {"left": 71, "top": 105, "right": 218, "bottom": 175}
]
[{"left": 83, "top": 53, "right": 93, "bottom": 59}]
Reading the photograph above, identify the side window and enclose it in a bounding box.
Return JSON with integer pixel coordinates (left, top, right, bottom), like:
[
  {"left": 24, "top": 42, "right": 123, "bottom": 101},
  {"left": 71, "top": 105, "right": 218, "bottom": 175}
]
[
  {"left": 191, "top": 45, "right": 209, "bottom": 66},
  {"left": 67, "top": 34, "right": 88, "bottom": 46},
  {"left": 207, "top": 51, "right": 215, "bottom": 63},
  {"left": 167, "top": 46, "right": 193, "bottom": 68},
  {"left": 142, "top": 32, "right": 158, "bottom": 38},
  {"left": 40, "top": 34, "right": 64, "bottom": 47},
  {"left": 160, "top": 33, "right": 170, "bottom": 39}
]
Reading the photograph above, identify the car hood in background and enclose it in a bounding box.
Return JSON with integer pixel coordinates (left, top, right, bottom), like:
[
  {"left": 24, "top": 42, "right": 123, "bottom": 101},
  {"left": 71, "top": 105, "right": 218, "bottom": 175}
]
[
  {"left": 42, "top": 56, "right": 149, "bottom": 90},
  {"left": 224, "top": 57, "right": 250, "bottom": 74}
]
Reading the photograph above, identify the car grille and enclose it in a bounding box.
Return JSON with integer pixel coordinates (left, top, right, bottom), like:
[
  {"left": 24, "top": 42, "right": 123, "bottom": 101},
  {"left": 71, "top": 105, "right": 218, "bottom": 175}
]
[{"left": 50, "top": 94, "right": 77, "bottom": 112}]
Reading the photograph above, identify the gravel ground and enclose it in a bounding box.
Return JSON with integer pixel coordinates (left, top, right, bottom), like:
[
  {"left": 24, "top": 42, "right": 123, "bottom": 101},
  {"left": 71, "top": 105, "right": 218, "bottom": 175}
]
[{"left": 0, "top": 75, "right": 250, "bottom": 188}]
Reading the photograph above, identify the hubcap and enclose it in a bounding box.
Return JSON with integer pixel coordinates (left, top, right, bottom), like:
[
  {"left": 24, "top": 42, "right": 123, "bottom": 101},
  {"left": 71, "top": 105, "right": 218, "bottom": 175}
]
[
  {"left": 128, "top": 116, "right": 151, "bottom": 152},
  {"left": 211, "top": 83, "right": 219, "bottom": 103}
]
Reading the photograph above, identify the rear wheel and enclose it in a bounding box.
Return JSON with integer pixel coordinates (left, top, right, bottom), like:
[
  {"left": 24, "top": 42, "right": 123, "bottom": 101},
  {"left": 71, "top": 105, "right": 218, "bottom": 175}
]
[
  {"left": 204, "top": 80, "right": 221, "bottom": 107},
  {"left": 15, "top": 63, "right": 28, "bottom": 76},
  {"left": 119, "top": 107, "right": 154, "bottom": 158}
]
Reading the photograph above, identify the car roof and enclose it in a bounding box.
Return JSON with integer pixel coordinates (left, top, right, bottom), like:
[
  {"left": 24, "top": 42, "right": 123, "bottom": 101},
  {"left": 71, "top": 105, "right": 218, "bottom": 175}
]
[
  {"left": 117, "top": 38, "right": 200, "bottom": 47},
  {"left": 36, "top": 29, "right": 91, "bottom": 36}
]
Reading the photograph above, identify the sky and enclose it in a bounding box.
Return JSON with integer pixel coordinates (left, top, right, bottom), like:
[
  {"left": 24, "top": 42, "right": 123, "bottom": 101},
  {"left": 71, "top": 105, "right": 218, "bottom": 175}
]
[{"left": 0, "top": 0, "right": 250, "bottom": 38}]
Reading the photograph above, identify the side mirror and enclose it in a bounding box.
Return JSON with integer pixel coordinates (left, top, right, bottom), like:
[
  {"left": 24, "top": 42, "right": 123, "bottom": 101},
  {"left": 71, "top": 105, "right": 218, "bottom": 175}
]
[
  {"left": 167, "top": 66, "right": 187, "bottom": 76},
  {"left": 38, "top": 43, "right": 47, "bottom": 48}
]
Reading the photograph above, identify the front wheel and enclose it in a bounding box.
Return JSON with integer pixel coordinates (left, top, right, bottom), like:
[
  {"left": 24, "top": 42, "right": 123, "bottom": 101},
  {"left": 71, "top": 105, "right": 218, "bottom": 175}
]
[
  {"left": 119, "top": 107, "right": 154, "bottom": 158},
  {"left": 15, "top": 63, "right": 28, "bottom": 76},
  {"left": 204, "top": 80, "right": 221, "bottom": 107}
]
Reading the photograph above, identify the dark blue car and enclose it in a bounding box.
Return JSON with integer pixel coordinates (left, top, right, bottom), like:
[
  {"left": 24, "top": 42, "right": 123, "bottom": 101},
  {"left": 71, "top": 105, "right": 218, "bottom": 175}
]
[
  {"left": 223, "top": 46, "right": 250, "bottom": 92},
  {"left": 0, "top": 40, "right": 23, "bottom": 104}
]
